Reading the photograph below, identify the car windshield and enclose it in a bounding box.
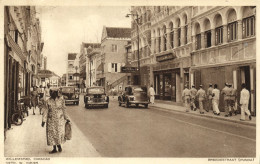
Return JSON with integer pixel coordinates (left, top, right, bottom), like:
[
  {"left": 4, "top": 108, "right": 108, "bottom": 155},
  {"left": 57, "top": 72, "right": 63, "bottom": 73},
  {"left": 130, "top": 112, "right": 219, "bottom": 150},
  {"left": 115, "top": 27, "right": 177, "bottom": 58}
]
[
  {"left": 133, "top": 87, "right": 147, "bottom": 93},
  {"left": 88, "top": 88, "right": 105, "bottom": 94},
  {"left": 62, "top": 87, "right": 74, "bottom": 93}
]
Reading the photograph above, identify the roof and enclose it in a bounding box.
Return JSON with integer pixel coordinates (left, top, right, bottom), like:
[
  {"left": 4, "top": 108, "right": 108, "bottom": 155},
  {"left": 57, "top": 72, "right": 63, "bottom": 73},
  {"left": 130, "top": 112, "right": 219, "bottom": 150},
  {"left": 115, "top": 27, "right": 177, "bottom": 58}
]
[
  {"left": 82, "top": 43, "right": 101, "bottom": 49},
  {"left": 106, "top": 27, "right": 131, "bottom": 39},
  {"left": 68, "top": 53, "right": 77, "bottom": 60}
]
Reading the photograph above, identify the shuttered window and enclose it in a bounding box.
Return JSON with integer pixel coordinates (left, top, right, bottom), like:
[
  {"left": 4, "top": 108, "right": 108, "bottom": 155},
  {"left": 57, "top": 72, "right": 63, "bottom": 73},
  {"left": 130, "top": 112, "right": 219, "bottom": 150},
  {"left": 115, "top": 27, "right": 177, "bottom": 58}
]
[
  {"left": 242, "top": 16, "right": 255, "bottom": 38},
  {"left": 215, "top": 26, "right": 223, "bottom": 45},
  {"left": 228, "top": 22, "right": 237, "bottom": 42}
]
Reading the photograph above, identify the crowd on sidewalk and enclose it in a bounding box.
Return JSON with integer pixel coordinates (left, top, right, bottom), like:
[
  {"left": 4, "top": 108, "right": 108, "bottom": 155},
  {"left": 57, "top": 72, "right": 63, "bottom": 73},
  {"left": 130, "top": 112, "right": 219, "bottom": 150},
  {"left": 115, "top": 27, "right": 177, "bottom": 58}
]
[{"left": 182, "top": 82, "right": 252, "bottom": 121}]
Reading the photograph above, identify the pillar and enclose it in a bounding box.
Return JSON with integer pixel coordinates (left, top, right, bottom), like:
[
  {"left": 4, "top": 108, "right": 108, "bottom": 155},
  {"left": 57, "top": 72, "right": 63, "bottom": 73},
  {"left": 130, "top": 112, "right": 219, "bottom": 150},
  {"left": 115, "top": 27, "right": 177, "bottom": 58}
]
[
  {"left": 250, "top": 66, "right": 255, "bottom": 115},
  {"left": 156, "top": 37, "right": 159, "bottom": 53},
  {"left": 190, "top": 72, "right": 194, "bottom": 87},
  {"left": 166, "top": 30, "right": 171, "bottom": 50},
  {"left": 161, "top": 31, "right": 165, "bottom": 51},
  {"left": 233, "top": 70, "right": 237, "bottom": 89},
  {"left": 192, "top": 35, "right": 196, "bottom": 51},
  {"left": 237, "top": 19, "right": 242, "bottom": 40},
  {"left": 176, "top": 73, "right": 181, "bottom": 102},
  {"left": 211, "top": 28, "right": 215, "bottom": 47},
  {"left": 223, "top": 24, "right": 227, "bottom": 44}
]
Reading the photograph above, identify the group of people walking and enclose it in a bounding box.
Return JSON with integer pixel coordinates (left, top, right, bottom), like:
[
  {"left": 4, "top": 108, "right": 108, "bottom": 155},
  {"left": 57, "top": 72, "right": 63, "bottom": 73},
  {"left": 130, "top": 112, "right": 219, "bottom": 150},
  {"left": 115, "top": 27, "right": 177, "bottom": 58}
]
[{"left": 182, "top": 83, "right": 252, "bottom": 121}]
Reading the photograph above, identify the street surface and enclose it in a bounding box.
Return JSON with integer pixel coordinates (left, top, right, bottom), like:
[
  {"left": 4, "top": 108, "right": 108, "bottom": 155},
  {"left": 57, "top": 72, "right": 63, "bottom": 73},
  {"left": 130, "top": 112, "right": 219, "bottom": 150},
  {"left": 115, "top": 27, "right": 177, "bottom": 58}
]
[{"left": 65, "top": 95, "right": 256, "bottom": 157}]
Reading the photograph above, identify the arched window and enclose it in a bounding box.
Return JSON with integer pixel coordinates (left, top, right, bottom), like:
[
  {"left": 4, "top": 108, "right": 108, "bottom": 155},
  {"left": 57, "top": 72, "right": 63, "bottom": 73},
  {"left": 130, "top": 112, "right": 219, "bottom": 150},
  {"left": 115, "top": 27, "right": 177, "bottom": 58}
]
[
  {"left": 227, "top": 9, "right": 237, "bottom": 42},
  {"left": 177, "top": 18, "right": 181, "bottom": 47},
  {"left": 195, "top": 23, "right": 201, "bottom": 50},
  {"left": 158, "top": 28, "right": 161, "bottom": 52},
  {"left": 204, "top": 19, "right": 211, "bottom": 48},
  {"left": 242, "top": 6, "right": 255, "bottom": 38},
  {"left": 215, "top": 14, "right": 223, "bottom": 45},
  {"left": 169, "top": 22, "right": 174, "bottom": 49},
  {"left": 163, "top": 25, "right": 167, "bottom": 51},
  {"left": 184, "top": 14, "right": 188, "bottom": 44},
  {"left": 153, "top": 30, "right": 156, "bottom": 53}
]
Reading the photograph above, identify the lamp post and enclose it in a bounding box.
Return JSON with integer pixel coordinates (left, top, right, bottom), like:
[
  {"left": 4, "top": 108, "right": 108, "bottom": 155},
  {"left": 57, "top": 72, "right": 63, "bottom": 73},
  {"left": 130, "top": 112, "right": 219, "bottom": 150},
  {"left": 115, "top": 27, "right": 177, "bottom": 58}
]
[{"left": 126, "top": 13, "right": 141, "bottom": 85}]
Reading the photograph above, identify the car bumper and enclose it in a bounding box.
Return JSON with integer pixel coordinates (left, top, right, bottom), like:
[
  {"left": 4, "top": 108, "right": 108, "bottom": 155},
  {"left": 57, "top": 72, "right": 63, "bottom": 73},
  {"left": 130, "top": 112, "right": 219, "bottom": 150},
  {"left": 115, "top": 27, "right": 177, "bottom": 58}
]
[
  {"left": 86, "top": 102, "right": 108, "bottom": 106},
  {"left": 65, "top": 99, "right": 79, "bottom": 103},
  {"left": 129, "top": 101, "right": 149, "bottom": 104}
]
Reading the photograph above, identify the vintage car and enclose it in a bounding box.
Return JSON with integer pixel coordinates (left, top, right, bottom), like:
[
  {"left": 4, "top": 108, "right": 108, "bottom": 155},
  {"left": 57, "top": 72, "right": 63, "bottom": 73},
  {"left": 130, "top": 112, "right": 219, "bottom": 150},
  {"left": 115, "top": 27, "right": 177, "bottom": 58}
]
[
  {"left": 118, "top": 85, "right": 149, "bottom": 108},
  {"left": 84, "top": 86, "right": 109, "bottom": 109},
  {"left": 60, "top": 86, "right": 79, "bottom": 105}
]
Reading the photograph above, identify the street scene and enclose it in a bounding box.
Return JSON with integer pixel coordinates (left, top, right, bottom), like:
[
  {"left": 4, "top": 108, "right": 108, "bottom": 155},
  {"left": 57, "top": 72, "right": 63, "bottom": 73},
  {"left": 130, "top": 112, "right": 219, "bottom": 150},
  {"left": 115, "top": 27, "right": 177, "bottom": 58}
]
[{"left": 4, "top": 6, "right": 256, "bottom": 158}]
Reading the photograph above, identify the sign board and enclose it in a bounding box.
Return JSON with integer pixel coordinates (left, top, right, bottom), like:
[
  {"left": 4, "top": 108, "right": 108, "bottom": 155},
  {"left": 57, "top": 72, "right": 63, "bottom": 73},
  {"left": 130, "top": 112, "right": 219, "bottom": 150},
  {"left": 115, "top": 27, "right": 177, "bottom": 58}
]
[
  {"left": 121, "top": 67, "right": 138, "bottom": 73},
  {"left": 156, "top": 52, "right": 176, "bottom": 62}
]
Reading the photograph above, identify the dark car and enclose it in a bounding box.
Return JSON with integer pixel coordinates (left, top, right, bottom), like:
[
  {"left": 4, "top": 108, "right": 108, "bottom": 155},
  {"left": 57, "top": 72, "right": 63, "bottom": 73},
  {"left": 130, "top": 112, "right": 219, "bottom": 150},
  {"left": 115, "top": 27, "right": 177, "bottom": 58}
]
[
  {"left": 118, "top": 85, "right": 149, "bottom": 108},
  {"left": 60, "top": 86, "right": 79, "bottom": 105},
  {"left": 84, "top": 86, "right": 109, "bottom": 109}
]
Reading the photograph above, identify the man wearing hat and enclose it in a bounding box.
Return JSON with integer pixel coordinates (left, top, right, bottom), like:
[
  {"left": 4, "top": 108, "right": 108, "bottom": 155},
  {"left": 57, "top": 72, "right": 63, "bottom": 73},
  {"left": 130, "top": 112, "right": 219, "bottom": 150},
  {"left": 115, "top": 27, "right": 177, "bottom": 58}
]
[
  {"left": 229, "top": 83, "right": 238, "bottom": 115},
  {"left": 196, "top": 85, "right": 206, "bottom": 114},
  {"left": 182, "top": 84, "right": 191, "bottom": 112},
  {"left": 221, "top": 82, "right": 231, "bottom": 117},
  {"left": 190, "top": 85, "right": 197, "bottom": 111},
  {"left": 207, "top": 83, "right": 213, "bottom": 112}
]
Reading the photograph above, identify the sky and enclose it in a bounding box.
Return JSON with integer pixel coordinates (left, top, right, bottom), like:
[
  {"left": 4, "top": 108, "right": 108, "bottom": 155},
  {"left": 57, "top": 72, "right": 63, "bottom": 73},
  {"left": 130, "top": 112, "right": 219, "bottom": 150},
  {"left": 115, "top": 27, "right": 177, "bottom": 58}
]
[{"left": 38, "top": 6, "right": 131, "bottom": 76}]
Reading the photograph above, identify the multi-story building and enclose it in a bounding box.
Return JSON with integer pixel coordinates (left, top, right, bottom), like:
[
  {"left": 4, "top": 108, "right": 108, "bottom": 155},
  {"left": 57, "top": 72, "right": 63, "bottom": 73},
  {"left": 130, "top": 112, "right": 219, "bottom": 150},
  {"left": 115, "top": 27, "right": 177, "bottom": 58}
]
[
  {"left": 4, "top": 6, "right": 43, "bottom": 131},
  {"left": 66, "top": 53, "right": 79, "bottom": 87},
  {"left": 190, "top": 6, "right": 256, "bottom": 113},
  {"left": 87, "top": 46, "right": 101, "bottom": 87},
  {"left": 98, "top": 26, "right": 131, "bottom": 92},
  {"left": 129, "top": 6, "right": 256, "bottom": 114}
]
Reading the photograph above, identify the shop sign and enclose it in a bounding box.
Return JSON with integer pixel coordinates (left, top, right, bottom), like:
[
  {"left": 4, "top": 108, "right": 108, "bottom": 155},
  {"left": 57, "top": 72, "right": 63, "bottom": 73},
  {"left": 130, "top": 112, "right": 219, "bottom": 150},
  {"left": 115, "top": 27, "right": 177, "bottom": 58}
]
[
  {"left": 121, "top": 66, "right": 138, "bottom": 73},
  {"left": 154, "top": 62, "right": 180, "bottom": 71},
  {"left": 156, "top": 52, "right": 176, "bottom": 62}
]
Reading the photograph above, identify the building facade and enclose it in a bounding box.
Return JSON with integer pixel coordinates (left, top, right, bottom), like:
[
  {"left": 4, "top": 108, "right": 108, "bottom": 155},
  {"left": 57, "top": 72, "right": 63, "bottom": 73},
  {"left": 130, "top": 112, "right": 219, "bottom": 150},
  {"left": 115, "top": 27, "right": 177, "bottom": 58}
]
[
  {"left": 66, "top": 53, "right": 79, "bottom": 87},
  {"left": 4, "top": 6, "right": 43, "bottom": 131},
  {"left": 129, "top": 6, "right": 256, "bottom": 114},
  {"left": 98, "top": 26, "right": 131, "bottom": 92}
]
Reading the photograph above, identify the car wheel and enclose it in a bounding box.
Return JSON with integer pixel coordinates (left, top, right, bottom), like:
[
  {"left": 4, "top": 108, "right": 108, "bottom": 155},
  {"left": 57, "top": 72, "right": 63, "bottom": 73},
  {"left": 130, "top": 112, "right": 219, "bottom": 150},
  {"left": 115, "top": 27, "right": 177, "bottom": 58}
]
[
  {"left": 136, "top": 104, "right": 139, "bottom": 107},
  {"left": 144, "top": 104, "right": 148, "bottom": 108},
  {"left": 76, "top": 101, "right": 79, "bottom": 105},
  {"left": 85, "top": 104, "right": 89, "bottom": 109},
  {"left": 126, "top": 101, "right": 130, "bottom": 108},
  {"left": 105, "top": 104, "right": 108, "bottom": 108}
]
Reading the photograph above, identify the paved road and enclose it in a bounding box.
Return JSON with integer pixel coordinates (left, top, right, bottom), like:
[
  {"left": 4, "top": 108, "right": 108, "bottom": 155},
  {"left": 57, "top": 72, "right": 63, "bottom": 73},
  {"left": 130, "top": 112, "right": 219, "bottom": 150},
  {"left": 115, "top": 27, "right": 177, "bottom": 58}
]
[{"left": 65, "top": 95, "right": 256, "bottom": 157}]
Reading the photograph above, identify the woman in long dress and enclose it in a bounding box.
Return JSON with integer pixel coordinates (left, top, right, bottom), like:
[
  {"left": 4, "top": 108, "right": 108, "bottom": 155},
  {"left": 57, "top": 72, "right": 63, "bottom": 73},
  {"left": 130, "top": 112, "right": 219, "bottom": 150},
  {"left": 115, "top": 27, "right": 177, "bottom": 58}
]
[{"left": 41, "top": 88, "right": 70, "bottom": 154}]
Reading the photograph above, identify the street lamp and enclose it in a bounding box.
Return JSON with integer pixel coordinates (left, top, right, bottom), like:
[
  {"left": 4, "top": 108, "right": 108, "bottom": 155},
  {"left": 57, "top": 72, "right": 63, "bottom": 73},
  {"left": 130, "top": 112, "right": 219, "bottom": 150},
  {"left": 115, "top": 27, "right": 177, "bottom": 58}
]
[{"left": 126, "top": 13, "right": 141, "bottom": 85}]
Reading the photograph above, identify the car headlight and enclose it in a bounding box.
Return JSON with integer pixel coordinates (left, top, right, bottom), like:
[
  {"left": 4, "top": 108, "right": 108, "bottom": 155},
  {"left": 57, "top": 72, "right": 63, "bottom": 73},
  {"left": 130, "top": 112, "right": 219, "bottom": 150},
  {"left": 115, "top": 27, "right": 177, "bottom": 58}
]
[{"left": 129, "top": 96, "right": 135, "bottom": 101}]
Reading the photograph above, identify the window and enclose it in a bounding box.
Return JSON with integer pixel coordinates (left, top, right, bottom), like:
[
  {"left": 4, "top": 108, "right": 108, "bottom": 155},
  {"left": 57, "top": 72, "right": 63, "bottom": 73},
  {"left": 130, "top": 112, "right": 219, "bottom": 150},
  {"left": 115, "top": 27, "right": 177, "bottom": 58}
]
[
  {"left": 112, "top": 63, "right": 118, "bottom": 72},
  {"left": 215, "top": 26, "right": 223, "bottom": 45},
  {"left": 205, "top": 30, "right": 211, "bottom": 48},
  {"left": 69, "top": 76, "right": 73, "bottom": 80},
  {"left": 195, "top": 34, "right": 201, "bottom": 50},
  {"left": 163, "top": 26, "right": 167, "bottom": 51},
  {"left": 112, "top": 44, "right": 118, "bottom": 52},
  {"left": 178, "top": 28, "right": 181, "bottom": 46},
  {"left": 228, "top": 22, "right": 237, "bottom": 42},
  {"left": 15, "top": 30, "right": 19, "bottom": 43},
  {"left": 169, "top": 23, "right": 174, "bottom": 48},
  {"left": 243, "top": 16, "right": 255, "bottom": 38},
  {"left": 184, "top": 25, "right": 188, "bottom": 44},
  {"left": 158, "top": 30, "right": 161, "bottom": 52}
]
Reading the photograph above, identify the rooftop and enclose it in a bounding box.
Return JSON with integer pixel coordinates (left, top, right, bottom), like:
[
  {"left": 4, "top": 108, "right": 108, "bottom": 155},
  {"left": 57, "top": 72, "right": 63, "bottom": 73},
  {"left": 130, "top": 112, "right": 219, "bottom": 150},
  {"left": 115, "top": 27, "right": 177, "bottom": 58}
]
[{"left": 106, "top": 27, "right": 131, "bottom": 39}]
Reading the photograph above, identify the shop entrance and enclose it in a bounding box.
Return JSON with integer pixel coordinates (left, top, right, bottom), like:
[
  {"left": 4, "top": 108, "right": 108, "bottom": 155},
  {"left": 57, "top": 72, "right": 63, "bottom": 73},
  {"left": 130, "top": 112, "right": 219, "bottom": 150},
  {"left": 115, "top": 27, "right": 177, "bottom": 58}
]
[{"left": 237, "top": 66, "right": 251, "bottom": 111}]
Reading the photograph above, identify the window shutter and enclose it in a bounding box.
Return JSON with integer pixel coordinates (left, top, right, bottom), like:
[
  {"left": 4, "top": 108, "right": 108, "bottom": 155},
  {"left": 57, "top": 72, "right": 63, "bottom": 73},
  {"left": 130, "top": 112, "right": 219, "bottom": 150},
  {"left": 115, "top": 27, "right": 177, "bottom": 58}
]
[
  {"left": 108, "top": 63, "right": 112, "bottom": 72},
  {"left": 215, "top": 29, "right": 218, "bottom": 44},
  {"left": 242, "top": 19, "right": 245, "bottom": 38},
  {"left": 227, "top": 25, "right": 230, "bottom": 41}
]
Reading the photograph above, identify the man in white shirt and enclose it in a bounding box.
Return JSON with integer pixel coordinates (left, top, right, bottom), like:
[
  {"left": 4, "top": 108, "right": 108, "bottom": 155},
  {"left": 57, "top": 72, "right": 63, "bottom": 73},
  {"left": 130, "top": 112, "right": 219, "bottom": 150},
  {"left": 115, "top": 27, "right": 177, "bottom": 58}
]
[
  {"left": 148, "top": 85, "right": 155, "bottom": 104},
  {"left": 182, "top": 85, "right": 191, "bottom": 112},
  {"left": 212, "top": 84, "right": 220, "bottom": 115},
  {"left": 240, "top": 83, "right": 252, "bottom": 121}
]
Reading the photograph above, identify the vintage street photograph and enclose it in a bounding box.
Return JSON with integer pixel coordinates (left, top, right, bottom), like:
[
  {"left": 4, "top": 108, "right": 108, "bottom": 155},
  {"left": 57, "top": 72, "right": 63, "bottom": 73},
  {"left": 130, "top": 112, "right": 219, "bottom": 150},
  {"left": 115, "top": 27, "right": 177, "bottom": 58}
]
[{"left": 3, "top": 5, "right": 256, "bottom": 159}]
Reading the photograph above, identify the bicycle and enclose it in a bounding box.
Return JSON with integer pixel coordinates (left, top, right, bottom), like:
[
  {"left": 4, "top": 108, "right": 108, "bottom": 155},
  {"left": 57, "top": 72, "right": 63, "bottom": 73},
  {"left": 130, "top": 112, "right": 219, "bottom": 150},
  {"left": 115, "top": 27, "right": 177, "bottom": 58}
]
[{"left": 11, "top": 100, "right": 25, "bottom": 126}]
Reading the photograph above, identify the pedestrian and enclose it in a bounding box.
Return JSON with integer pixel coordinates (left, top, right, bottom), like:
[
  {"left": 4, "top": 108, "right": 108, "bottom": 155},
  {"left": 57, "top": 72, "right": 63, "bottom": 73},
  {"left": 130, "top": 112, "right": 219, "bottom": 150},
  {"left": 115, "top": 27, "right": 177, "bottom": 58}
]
[
  {"left": 229, "top": 83, "right": 238, "bottom": 115},
  {"left": 41, "top": 88, "right": 70, "bottom": 154},
  {"left": 221, "top": 83, "right": 231, "bottom": 117},
  {"left": 212, "top": 84, "right": 220, "bottom": 115},
  {"left": 44, "top": 83, "right": 51, "bottom": 102},
  {"left": 239, "top": 83, "right": 252, "bottom": 121},
  {"left": 31, "top": 86, "right": 39, "bottom": 115},
  {"left": 196, "top": 85, "right": 206, "bottom": 114},
  {"left": 190, "top": 85, "right": 197, "bottom": 111},
  {"left": 111, "top": 87, "right": 116, "bottom": 98},
  {"left": 148, "top": 84, "right": 155, "bottom": 104},
  {"left": 182, "top": 85, "right": 191, "bottom": 112},
  {"left": 206, "top": 83, "right": 213, "bottom": 112}
]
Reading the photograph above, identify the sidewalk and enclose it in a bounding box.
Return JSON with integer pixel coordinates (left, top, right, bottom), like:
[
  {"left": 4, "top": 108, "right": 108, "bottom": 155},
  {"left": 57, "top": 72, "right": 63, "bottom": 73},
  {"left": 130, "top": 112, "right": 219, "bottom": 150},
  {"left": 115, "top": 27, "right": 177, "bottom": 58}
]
[
  {"left": 150, "top": 99, "right": 256, "bottom": 126},
  {"left": 4, "top": 108, "right": 100, "bottom": 157}
]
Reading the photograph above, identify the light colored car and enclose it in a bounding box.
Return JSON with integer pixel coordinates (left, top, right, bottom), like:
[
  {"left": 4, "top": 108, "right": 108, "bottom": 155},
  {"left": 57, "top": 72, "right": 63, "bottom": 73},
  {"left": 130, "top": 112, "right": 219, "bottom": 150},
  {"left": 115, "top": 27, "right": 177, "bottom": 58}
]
[
  {"left": 118, "top": 85, "right": 149, "bottom": 108},
  {"left": 84, "top": 87, "right": 109, "bottom": 109}
]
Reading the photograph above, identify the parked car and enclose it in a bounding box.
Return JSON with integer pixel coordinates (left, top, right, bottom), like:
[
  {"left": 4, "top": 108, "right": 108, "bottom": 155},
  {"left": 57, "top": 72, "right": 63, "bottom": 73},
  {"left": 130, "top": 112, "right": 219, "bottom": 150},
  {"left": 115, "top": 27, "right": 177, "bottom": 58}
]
[
  {"left": 60, "top": 86, "right": 79, "bottom": 105},
  {"left": 118, "top": 85, "right": 149, "bottom": 108},
  {"left": 84, "top": 86, "right": 109, "bottom": 109}
]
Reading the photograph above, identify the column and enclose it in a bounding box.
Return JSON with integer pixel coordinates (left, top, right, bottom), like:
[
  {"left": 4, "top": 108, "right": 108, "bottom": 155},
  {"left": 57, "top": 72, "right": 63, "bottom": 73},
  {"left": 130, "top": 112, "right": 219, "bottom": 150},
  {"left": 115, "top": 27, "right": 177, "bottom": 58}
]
[
  {"left": 181, "top": 26, "right": 185, "bottom": 46},
  {"left": 250, "top": 66, "right": 255, "bottom": 115},
  {"left": 201, "top": 32, "right": 205, "bottom": 49},
  {"left": 176, "top": 73, "right": 181, "bottom": 102},
  {"left": 237, "top": 19, "right": 242, "bottom": 40},
  {"left": 161, "top": 31, "right": 164, "bottom": 51},
  {"left": 174, "top": 30, "right": 178, "bottom": 48},
  {"left": 187, "top": 23, "right": 192, "bottom": 43},
  {"left": 166, "top": 30, "right": 171, "bottom": 50},
  {"left": 192, "top": 35, "right": 196, "bottom": 51},
  {"left": 233, "top": 70, "right": 237, "bottom": 89},
  {"left": 211, "top": 28, "right": 215, "bottom": 47},
  {"left": 190, "top": 71, "right": 194, "bottom": 87},
  {"left": 223, "top": 24, "right": 228, "bottom": 44},
  {"left": 156, "top": 37, "right": 159, "bottom": 54}
]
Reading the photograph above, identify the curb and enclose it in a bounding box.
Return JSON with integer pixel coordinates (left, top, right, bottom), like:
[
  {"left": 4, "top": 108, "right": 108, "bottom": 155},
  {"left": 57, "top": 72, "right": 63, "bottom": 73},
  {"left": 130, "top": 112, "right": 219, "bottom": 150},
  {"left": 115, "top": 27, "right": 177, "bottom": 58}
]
[{"left": 150, "top": 105, "right": 256, "bottom": 127}]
